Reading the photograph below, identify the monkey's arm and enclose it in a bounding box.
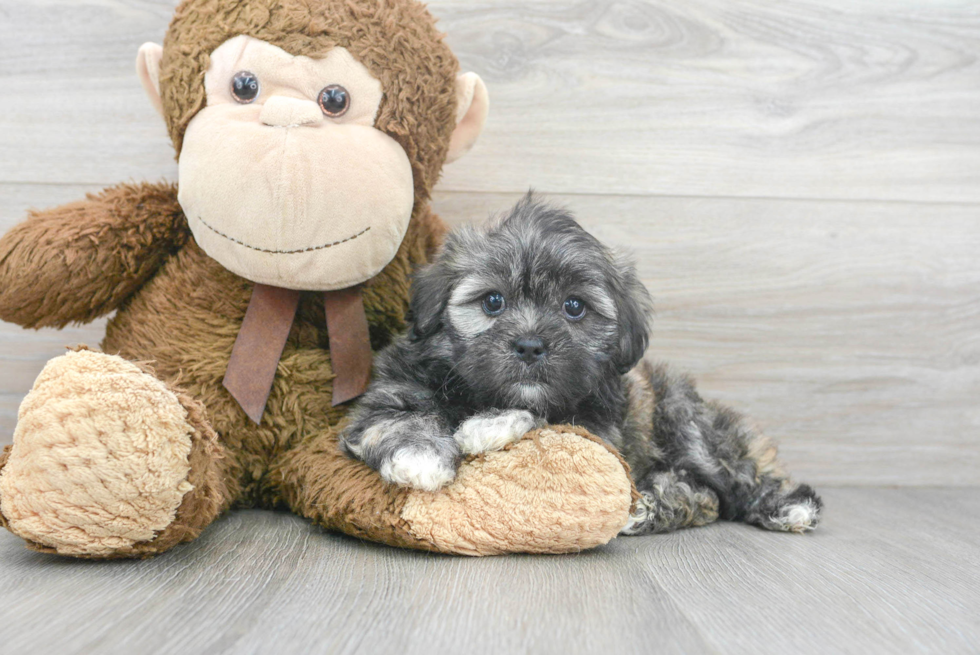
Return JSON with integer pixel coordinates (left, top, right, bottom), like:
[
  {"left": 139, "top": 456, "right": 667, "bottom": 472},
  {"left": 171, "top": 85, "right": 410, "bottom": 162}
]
[{"left": 0, "top": 182, "right": 188, "bottom": 328}]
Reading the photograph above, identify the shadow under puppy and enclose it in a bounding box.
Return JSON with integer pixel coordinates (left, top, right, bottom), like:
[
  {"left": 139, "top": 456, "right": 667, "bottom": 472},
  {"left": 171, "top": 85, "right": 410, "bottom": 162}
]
[{"left": 342, "top": 195, "right": 822, "bottom": 534}]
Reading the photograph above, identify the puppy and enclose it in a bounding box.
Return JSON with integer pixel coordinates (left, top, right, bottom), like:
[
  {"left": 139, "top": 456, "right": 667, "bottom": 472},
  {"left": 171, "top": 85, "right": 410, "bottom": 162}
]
[{"left": 342, "top": 195, "right": 822, "bottom": 534}]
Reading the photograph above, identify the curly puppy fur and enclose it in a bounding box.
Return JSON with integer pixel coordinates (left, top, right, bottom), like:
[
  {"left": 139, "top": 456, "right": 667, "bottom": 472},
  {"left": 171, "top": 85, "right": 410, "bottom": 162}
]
[{"left": 343, "top": 195, "right": 822, "bottom": 533}]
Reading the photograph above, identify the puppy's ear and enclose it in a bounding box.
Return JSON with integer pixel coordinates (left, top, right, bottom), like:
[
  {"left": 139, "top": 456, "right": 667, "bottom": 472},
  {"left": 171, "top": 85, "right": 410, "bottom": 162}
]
[
  {"left": 410, "top": 226, "right": 484, "bottom": 339},
  {"left": 409, "top": 259, "right": 455, "bottom": 339},
  {"left": 610, "top": 254, "right": 653, "bottom": 374}
]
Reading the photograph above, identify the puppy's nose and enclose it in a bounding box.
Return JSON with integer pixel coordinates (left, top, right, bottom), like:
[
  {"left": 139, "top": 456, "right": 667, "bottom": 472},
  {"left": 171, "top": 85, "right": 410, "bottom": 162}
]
[{"left": 513, "top": 336, "right": 547, "bottom": 364}]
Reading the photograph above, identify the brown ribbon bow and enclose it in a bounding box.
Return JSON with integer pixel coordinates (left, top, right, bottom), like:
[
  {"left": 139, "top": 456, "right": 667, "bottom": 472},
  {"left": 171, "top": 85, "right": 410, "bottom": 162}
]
[{"left": 222, "top": 284, "right": 373, "bottom": 424}]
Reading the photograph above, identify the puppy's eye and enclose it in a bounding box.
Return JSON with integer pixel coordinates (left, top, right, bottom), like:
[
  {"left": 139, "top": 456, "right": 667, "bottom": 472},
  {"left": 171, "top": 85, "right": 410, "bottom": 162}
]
[
  {"left": 563, "top": 297, "right": 587, "bottom": 320},
  {"left": 482, "top": 292, "right": 505, "bottom": 316},
  {"left": 318, "top": 84, "right": 350, "bottom": 117},
  {"left": 231, "top": 71, "right": 260, "bottom": 104}
]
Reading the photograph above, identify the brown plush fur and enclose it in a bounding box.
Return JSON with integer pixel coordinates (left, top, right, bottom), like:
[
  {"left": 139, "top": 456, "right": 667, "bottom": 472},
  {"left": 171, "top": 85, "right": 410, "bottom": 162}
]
[
  {"left": 401, "top": 426, "right": 638, "bottom": 555},
  {"left": 161, "top": 0, "right": 460, "bottom": 201},
  {"left": 0, "top": 185, "right": 448, "bottom": 557},
  {"left": 0, "top": 0, "right": 458, "bottom": 557},
  {"left": 14, "top": 372, "right": 229, "bottom": 560},
  {"left": 0, "top": 182, "right": 189, "bottom": 329},
  {"left": 101, "top": 190, "right": 438, "bottom": 509},
  {"left": 270, "top": 422, "right": 439, "bottom": 551},
  {"left": 0, "top": 0, "right": 633, "bottom": 558}
]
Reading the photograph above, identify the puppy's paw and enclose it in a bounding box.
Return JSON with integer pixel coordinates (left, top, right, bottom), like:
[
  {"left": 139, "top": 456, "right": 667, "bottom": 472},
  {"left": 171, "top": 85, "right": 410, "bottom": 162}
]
[
  {"left": 454, "top": 410, "right": 544, "bottom": 455},
  {"left": 768, "top": 497, "right": 821, "bottom": 533},
  {"left": 621, "top": 471, "right": 719, "bottom": 536},
  {"left": 380, "top": 448, "right": 458, "bottom": 492},
  {"left": 775, "top": 500, "right": 820, "bottom": 533},
  {"left": 757, "top": 484, "right": 823, "bottom": 533},
  {"left": 621, "top": 492, "right": 655, "bottom": 535}
]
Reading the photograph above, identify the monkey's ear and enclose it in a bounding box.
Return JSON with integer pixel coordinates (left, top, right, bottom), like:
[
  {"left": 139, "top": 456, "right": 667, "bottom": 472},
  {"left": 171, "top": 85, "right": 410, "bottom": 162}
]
[
  {"left": 445, "top": 73, "right": 489, "bottom": 163},
  {"left": 136, "top": 42, "right": 164, "bottom": 117}
]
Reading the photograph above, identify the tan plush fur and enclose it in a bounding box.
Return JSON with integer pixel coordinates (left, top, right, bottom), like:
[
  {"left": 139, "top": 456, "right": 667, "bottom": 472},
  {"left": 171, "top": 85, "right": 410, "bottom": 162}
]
[
  {"left": 0, "top": 350, "right": 195, "bottom": 556},
  {"left": 0, "top": 0, "right": 635, "bottom": 558},
  {"left": 402, "top": 428, "right": 636, "bottom": 556},
  {"left": 161, "top": 0, "right": 460, "bottom": 201},
  {"left": 178, "top": 35, "right": 417, "bottom": 291}
]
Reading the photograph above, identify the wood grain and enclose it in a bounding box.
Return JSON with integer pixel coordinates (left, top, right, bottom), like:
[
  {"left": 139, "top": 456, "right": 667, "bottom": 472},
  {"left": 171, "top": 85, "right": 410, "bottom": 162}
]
[
  {"left": 1, "top": 4, "right": 979, "bottom": 648},
  {"left": 0, "top": 488, "right": 976, "bottom": 654},
  {"left": 634, "top": 487, "right": 980, "bottom": 654},
  {"left": 2, "top": 186, "right": 978, "bottom": 486},
  {"left": 1, "top": 1, "right": 979, "bottom": 201},
  {"left": 1, "top": 2, "right": 978, "bottom": 483},
  {"left": 435, "top": 0, "right": 980, "bottom": 202},
  {"left": 433, "top": 191, "right": 980, "bottom": 486}
]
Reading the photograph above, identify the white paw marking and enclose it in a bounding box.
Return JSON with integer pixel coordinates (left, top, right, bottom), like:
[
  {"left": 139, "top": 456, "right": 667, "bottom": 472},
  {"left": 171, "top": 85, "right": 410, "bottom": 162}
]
[
  {"left": 453, "top": 410, "right": 541, "bottom": 455},
  {"left": 775, "top": 499, "right": 820, "bottom": 533},
  {"left": 379, "top": 449, "right": 456, "bottom": 491}
]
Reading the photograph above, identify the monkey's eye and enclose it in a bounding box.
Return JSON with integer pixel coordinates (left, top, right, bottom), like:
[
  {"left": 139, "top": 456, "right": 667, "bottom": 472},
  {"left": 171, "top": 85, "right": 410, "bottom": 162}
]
[
  {"left": 563, "top": 297, "right": 587, "bottom": 320},
  {"left": 318, "top": 84, "right": 350, "bottom": 117},
  {"left": 482, "top": 292, "right": 505, "bottom": 316},
  {"left": 231, "top": 71, "right": 260, "bottom": 104}
]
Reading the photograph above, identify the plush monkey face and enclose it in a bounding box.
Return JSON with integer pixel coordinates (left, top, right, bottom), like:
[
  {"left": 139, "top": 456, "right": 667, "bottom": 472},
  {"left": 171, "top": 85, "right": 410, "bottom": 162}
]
[
  {"left": 179, "top": 35, "right": 414, "bottom": 290},
  {"left": 137, "top": 1, "right": 488, "bottom": 291}
]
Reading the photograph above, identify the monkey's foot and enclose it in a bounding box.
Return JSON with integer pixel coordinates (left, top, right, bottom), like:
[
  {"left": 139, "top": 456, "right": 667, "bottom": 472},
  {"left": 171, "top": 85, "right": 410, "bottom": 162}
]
[
  {"left": 401, "top": 425, "right": 635, "bottom": 555},
  {"left": 0, "top": 349, "right": 224, "bottom": 558}
]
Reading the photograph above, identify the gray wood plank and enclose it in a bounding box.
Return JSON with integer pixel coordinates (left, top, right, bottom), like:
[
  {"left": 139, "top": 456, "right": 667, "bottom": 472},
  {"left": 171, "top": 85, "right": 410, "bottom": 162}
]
[
  {"left": 1, "top": 1, "right": 979, "bottom": 202},
  {"left": 631, "top": 487, "right": 980, "bottom": 655},
  {"left": 0, "top": 0, "right": 179, "bottom": 185},
  {"left": 3, "top": 185, "right": 978, "bottom": 486},
  {"left": 432, "top": 191, "right": 980, "bottom": 486},
  {"left": 436, "top": 0, "right": 980, "bottom": 202},
  {"left": 0, "top": 513, "right": 712, "bottom": 655},
  {"left": 0, "top": 487, "right": 976, "bottom": 654}
]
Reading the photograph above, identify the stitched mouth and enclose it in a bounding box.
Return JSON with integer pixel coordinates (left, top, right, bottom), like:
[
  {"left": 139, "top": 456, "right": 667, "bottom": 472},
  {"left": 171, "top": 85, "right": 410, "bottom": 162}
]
[{"left": 194, "top": 215, "right": 370, "bottom": 254}]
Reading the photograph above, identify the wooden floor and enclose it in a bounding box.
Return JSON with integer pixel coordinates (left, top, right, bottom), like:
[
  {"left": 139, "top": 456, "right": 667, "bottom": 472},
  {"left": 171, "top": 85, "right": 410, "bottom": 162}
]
[
  {"left": 1, "top": 0, "right": 978, "bottom": 485},
  {"left": 0, "top": 487, "right": 976, "bottom": 655},
  {"left": 1, "top": 1, "right": 979, "bottom": 654}
]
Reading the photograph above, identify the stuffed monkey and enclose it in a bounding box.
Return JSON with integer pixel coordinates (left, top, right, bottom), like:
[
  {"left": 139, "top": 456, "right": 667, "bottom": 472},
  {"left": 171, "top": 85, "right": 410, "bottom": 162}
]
[{"left": 0, "top": 0, "right": 635, "bottom": 558}]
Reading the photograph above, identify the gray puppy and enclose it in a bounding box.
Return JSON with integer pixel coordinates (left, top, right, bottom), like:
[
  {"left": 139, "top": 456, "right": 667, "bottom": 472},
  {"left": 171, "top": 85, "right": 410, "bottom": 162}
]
[{"left": 342, "top": 195, "right": 821, "bottom": 534}]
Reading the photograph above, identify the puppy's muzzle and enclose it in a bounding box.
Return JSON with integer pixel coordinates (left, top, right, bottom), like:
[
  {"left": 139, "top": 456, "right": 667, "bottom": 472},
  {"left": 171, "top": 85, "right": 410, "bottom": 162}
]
[{"left": 513, "top": 336, "right": 548, "bottom": 365}]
